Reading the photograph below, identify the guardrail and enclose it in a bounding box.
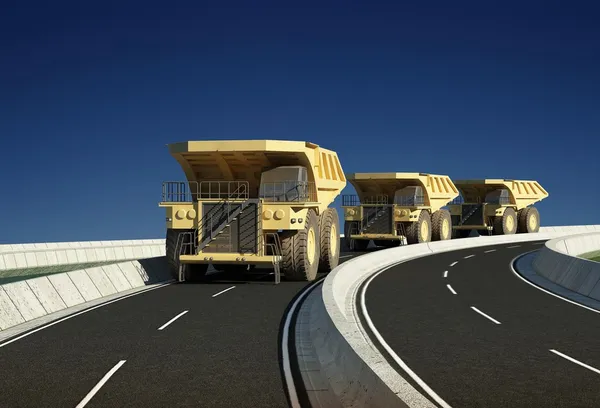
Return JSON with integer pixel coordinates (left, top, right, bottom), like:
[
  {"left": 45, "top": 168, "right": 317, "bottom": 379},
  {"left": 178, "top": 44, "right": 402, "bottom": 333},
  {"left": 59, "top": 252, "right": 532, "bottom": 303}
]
[
  {"left": 302, "top": 225, "right": 600, "bottom": 407},
  {"left": 532, "top": 231, "right": 600, "bottom": 301}
]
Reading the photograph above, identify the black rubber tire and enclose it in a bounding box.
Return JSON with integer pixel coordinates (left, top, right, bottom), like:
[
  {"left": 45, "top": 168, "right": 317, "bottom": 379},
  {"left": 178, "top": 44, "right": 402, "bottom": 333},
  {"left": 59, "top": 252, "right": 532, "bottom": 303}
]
[
  {"left": 493, "top": 207, "right": 517, "bottom": 235},
  {"left": 166, "top": 228, "right": 186, "bottom": 280},
  {"left": 280, "top": 209, "right": 320, "bottom": 281},
  {"left": 166, "top": 229, "right": 208, "bottom": 282},
  {"left": 183, "top": 263, "right": 209, "bottom": 282},
  {"left": 215, "top": 264, "right": 255, "bottom": 273},
  {"left": 431, "top": 209, "right": 452, "bottom": 241},
  {"left": 344, "top": 221, "right": 369, "bottom": 251},
  {"left": 452, "top": 229, "right": 472, "bottom": 239},
  {"left": 318, "top": 208, "right": 340, "bottom": 273},
  {"left": 373, "top": 240, "right": 400, "bottom": 248},
  {"left": 517, "top": 207, "right": 540, "bottom": 233},
  {"left": 405, "top": 210, "right": 432, "bottom": 244}
]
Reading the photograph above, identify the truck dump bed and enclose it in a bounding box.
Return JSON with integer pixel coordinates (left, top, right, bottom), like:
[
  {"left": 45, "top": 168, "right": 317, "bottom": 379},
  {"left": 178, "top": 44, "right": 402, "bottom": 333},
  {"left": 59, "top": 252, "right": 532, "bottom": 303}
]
[
  {"left": 454, "top": 179, "right": 549, "bottom": 209},
  {"left": 346, "top": 172, "right": 459, "bottom": 212},
  {"left": 168, "top": 140, "right": 346, "bottom": 211}
]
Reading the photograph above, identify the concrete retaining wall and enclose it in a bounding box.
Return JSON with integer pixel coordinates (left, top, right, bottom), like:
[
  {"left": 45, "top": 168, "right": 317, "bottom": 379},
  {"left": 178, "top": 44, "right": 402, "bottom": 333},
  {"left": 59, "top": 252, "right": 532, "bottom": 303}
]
[
  {"left": 532, "top": 231, "right": 600, "bottom": 301},
  {"left": 0, "top": 239, "right": 165, "bottom": 283},
  {"left": 304, "top": 225, "right": 600, "bottom": 407},
  {"left": 0, "top": 238, "right": 170, "bottom": 336}
]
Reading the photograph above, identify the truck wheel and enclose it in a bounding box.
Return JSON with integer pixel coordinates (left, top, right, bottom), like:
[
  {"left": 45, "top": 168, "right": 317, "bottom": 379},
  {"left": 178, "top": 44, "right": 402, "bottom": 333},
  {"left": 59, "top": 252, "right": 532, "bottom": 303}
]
[
  {"left": 493, "top": 207, "right": 517, "bottom": 235},
  {"left": 183, "top": 263, "right": 209, "bottom": 282},
  {"left": 318, "top": 208, "right": 340, "bottom": 273},
  {"left": 374, "top": 240, "right": 399, "bottom": 248},
  {"left": 344, "top": 221, "right": 369, "bottom": 251},
  {"left": 452, "top": 229, "right": 472, "bottom": 239},
  {"left": 432, "top": 209, "right": 452, "bottom": 241},
  {"left": 405, "top": 210, "right": 432, "bottom": 244},
  {"left": 517, "top": 207, "right": 540, "bottom": 233},
  {"left": 166, "top": 229, "right": 187, "bottom": 280},
  {"left": 215, "top": 264, "right": 255, "bottom": 274},
  {"left": 281, "top": 209, "right": 321, "bottom": 281}
]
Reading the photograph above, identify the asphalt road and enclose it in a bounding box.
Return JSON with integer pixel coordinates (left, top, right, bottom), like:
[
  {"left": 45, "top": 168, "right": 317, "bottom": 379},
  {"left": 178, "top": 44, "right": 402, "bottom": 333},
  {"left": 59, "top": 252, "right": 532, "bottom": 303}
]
[
  {"left": 364, "top": 240, "right": 600, "bottom": 408},
  {"left": 0, "top": 252, "right": 360, "bottom": 408}
]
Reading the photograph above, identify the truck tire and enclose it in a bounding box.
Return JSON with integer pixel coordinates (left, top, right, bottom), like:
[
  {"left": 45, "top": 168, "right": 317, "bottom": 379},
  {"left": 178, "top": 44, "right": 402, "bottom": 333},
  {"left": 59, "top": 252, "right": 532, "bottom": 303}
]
[
  {"left": 517, "top": 207, "right": 540, "bottom": 233},
  {"left": 344, "top": 221, "right": 369, "bottom": 251},
  {"left": 281, "top": 209, "right": 321, "bottom": 281},
  {"left": 166, "top": 229, "right": 208, "bottom": 282},
  {"left": 405, "top": 210, "right": 432, "bottom": 244},
  {"left": 432, "top": 209, "right": 452, "bottom": 241},
  {"left": 318, "top": 208, "right": 340, "bottom": 273},
  {"left": 182, "top": 263, "right": 209, "bottom": 282},
  {"left": 374, "top": 240, "right": 399, "bottom": 248},
  {"left": 452, "top": 228, "right": 472, "bottom": 239},
  {"left": 214, "top": 264, "right": 255, "bottom": 274},
  {"left": 166, "top": 228, "right": 185, "bottom": 280},
  {"left": 493, "top": 207, "right": 517, "bottom": 235}
]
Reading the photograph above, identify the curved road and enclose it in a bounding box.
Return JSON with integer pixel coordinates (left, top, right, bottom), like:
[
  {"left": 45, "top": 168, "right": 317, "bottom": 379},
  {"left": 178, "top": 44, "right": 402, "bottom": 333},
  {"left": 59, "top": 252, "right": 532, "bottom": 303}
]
[
  {"left": 363, "top": 240, "right": 600, "bottom": 408},
  {"left": 0, "top": 252, "right": 360, "bottom": 408}
]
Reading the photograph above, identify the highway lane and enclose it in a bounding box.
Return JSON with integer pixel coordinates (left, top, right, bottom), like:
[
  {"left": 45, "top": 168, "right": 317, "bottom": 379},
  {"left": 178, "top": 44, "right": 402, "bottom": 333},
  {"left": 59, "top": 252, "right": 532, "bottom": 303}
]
[
  {"left": 364, "top": 241, "right": 600, "bottom": 408},
  {"left": 0, "top": 252, "right": 360, "bottom": 408}
]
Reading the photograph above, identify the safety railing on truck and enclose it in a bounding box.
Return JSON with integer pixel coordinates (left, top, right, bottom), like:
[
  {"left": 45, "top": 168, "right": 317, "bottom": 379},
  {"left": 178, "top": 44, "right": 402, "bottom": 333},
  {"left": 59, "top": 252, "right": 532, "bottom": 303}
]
[
  {"left": 199, "top": 181, "right": 250, "bottom": 200},
  {"left": 342, "top": 194, "right": 425, "bottom": 206},
  {"left": 342, "top": 195, "right": 389, "bottom": 206},
  {"left": 259, "top": 181, "right": 317, "bottom": 202},
  {"left": 161, "top": 181, "right": 250, "bottom": 202},
  {"left": 162, "top": 181, "right": 199, "bottom": 202},
  {"left": 450, "top": 195, "right": 511, "bottom": 205}
]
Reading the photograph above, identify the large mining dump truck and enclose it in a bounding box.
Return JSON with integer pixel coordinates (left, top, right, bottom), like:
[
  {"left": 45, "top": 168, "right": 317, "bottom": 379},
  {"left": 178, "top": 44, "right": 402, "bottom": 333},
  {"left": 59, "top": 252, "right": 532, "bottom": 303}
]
[
  {"left": 342, "top": 173, "right": 460, "bottom": 250},
  {"left": 447, "top": 179, "right": 549, "bottom": 238},
  {"left": 158, "top": 140, "right": 347, "bottom": 283}
]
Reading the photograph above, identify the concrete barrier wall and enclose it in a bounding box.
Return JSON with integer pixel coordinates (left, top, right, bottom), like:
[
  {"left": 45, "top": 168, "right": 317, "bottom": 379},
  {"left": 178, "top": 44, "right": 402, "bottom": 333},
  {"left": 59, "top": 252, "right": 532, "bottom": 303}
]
[
  {"left": 0, "top": 238, "right": 170, "bottom": 335},
  {"left": 309, "top": 225, "right": 600, "bottom": 407},
  {"left": 0, "top": 239, "right": 165, "bottom": 282},
  {"left": 532, "top": 231, "right": 600, "bottom": 301},
  {"left": 0, "top": 256, "right": 171, "bottom": 334}
]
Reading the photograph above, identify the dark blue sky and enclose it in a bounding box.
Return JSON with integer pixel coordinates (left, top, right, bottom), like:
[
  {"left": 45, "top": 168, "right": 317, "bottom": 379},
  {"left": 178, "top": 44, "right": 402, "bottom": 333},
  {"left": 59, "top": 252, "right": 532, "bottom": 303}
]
[{"left": 1, "top": 1, "right": 599, "bottom": 243}]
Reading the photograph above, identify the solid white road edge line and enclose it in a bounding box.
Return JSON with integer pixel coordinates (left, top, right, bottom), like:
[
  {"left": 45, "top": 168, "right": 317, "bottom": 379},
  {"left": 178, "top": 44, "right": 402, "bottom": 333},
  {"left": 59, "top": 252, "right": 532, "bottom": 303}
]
[
  {"left": 470, "top": 306, "right": 501, "bottom": 325},
  {"left": 361, "top": 268, "right": 453, "bottom": 408},
  {"left": 450, "top": 261, "right": 458, "bottom": 267},
  {"left": 443, "top": 271, "right": 448, "bottom": 278},
  {"left": 212, "top": 286, "right": 236, "bottom": 298},
  {"left": 484, "top": 249, "right": 496, "bottom": 253},
  {"left": 0, "top": 282, "right": 173, "bottom": 349},
  {"left": 75, "top": 360, "right": 127, "bottom": 408},
  {"left": 446, "top": 284, "right": 457, "bottom": 295},
  {"left": 550, "top": 349, "right": 600, "bottom": 375},
  {"left": 281, "top": 277, "right": 326, "bottom": 408},
  {"left": 158, "top": 310, "right": 189, "bottom": 331},
  {"left": 464, "top": 255, "right": 475, "bottom": 259},
  {"left": 509, "top": 252, "right": 600, "bottom": 315}
]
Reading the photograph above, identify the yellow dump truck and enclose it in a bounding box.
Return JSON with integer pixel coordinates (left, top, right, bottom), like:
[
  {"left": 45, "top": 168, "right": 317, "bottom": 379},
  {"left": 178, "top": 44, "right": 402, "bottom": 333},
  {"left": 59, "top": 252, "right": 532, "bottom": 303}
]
[
  {"left": 158, "top": 140, "right": 346, "bottom": 283},
  {"left": 447, "top": 179, "right": 549, "bottom": 237},
  {"left": 342, "top": 173, "right": 459, "bottom": 250}
]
